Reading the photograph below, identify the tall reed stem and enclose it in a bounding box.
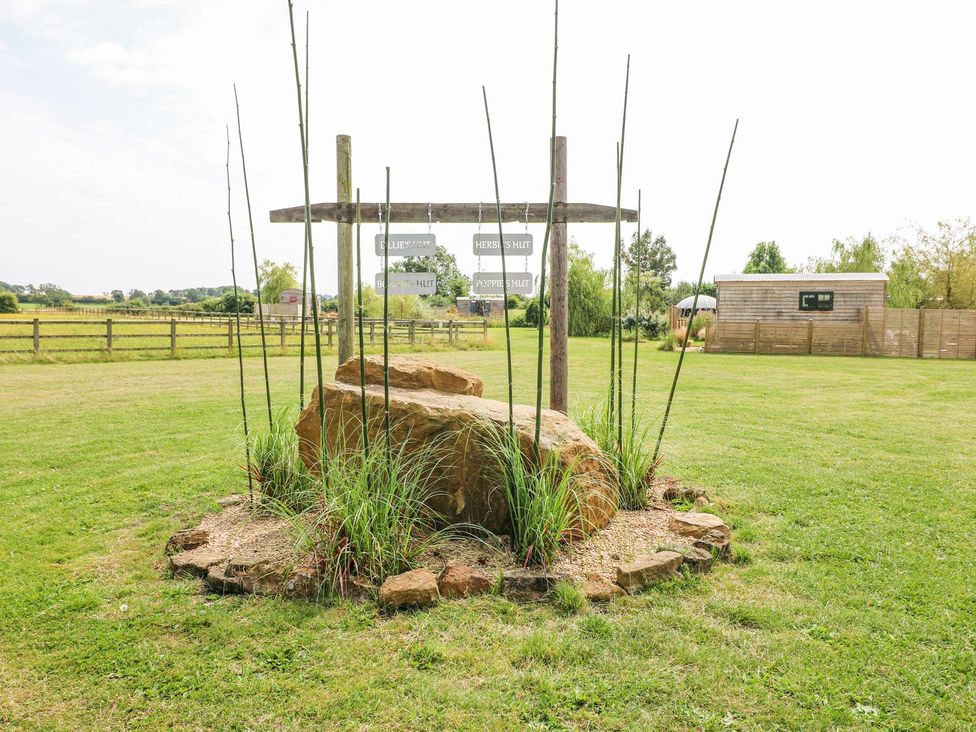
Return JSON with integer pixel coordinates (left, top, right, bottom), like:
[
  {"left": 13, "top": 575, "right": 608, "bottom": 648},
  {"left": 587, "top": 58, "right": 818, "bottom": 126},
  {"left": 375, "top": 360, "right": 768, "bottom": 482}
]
[
  {"left": 225, "top": 125, "right": 254, "bottom": 508},
  {"left": 482, "top": 86, "right": 514, "bottom": 437},
  {"left": 286, "top": 0, "right": 327, "bottom": 473},
  {"left": 382, "top": 168, "right": 392, "bottom": 464},
  {"left": 298, "top": 11, "right": 310, "bottom": 409},
  {"left": 355, "top": 188, "right": 369, "bottom": 456},
  {"left": 630, "top": 189, "right": 642, "bottom": 429},
  {"left": 233, "top": 85, "right": 273, "bottom": 430},
  {"left": 613, "top": 55, "right": 631, "bottom": 460},
  {"left": 533, "top": 0, "right": 559, "bottom": 457},
  {"left": 652, "top": 119, "right": 739, "bottom": 464}
]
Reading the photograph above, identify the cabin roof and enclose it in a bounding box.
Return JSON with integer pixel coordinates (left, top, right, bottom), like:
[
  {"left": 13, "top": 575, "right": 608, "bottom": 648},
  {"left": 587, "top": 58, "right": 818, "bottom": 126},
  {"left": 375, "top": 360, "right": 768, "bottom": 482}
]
[{"left": 714, "top": 272, "right": 888, "bottom": 283}]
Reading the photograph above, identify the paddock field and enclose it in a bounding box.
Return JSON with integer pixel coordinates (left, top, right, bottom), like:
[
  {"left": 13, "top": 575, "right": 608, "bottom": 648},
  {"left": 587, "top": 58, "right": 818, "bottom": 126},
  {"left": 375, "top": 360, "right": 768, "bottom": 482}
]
[{"left": 1, "top": 330, "right": 973, "bottom": 730}]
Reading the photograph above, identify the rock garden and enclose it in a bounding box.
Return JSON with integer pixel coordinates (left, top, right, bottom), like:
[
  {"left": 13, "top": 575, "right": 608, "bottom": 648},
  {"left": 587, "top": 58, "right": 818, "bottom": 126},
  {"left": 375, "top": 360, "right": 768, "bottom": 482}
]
[{"left": 167, "top": 357, "right": 733, "bottom": 610}]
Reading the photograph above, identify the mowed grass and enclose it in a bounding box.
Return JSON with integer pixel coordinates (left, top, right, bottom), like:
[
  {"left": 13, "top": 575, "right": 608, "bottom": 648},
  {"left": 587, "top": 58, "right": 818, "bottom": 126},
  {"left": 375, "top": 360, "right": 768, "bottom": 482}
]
[{"left": 1, "top": 329, "right": 974, "bottom": 730}]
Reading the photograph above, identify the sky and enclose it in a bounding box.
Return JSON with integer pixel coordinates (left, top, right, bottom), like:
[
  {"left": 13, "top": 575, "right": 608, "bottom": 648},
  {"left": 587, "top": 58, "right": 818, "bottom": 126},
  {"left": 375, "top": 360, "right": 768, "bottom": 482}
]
[{"left": 1, "top": 0, "right": 974, "bottom": 297}]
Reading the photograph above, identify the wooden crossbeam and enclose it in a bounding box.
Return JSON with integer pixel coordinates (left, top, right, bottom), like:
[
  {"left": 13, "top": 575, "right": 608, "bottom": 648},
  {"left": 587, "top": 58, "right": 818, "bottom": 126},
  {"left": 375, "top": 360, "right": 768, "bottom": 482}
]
[{"left": 269, "top": 201, "right": 637, "bottom": 224}]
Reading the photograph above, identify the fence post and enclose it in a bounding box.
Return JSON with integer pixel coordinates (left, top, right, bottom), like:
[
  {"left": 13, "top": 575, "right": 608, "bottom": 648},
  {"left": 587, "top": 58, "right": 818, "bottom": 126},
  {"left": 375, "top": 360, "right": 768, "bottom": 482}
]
[
  {"left": 753, "top": 319, "right": 760, "bottom": 354},
  {"left": 409, "top": 320, "right": 416, "bottom": 345},
  {"left": 280, "top": 320, "right": 286, "bottom": 349},
  {"left": 327, "top": 319, "right": 334, "bottom": 348},
  {"left": 807, "top": 319, "right": 813, "bottom": 355},
  {"left": 430, "top": 320, "right": 435, "bottom": 343},
  {"left": 916, "top": 308, "right": 925, "bottom": 358},
  {"left": 227, "top": 320, "right": 233, "bottom": 350},
  {"left": 483, "top": 318, "right": 488, "bottom": 342},
  {"left": 106, "top": 318, "right": 113, "bottom": 354},
  {"left": 170, "top": 318, "right": 177, "bottom": 355},
  {"left": 861, "top": 306, "right": 869, "bottom": 356},
  {"left": 32, "top": 318, "right": 40, "bottom": 356},
  {"left": 448, "top": 320, "right": 454, "bottom": 345},
  {"left": 369, "top": 320, "right": 375, "bottom": 345}
]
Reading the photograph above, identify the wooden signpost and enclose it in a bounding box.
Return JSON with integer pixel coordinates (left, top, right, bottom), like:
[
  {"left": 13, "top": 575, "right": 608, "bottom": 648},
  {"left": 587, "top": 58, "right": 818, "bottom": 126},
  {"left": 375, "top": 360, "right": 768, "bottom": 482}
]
[{"left": 269, "top": 135, "right": 637, "bottom": 413}]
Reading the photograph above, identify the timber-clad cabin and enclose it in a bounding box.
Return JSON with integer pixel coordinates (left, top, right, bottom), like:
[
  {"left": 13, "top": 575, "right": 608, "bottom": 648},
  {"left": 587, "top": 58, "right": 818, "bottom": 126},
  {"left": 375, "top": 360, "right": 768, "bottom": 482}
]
[{"left": 714, "top": 273, "right": 888, "bottom": 322}]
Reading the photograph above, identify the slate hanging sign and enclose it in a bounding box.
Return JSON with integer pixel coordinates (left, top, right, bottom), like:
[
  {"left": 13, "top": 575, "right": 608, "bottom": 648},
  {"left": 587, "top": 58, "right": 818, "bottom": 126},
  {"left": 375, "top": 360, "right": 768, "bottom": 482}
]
[
  {"left": 472, "top": 233, "right": 534, "bottom": 256},
  {"left": 471, "top": 272, "right": 534, "bottom": 295},
  {"left": 375, "top": 272, "right": 437, "bottom": 295},
  {"left": 375, "top": 233, "right": 437, "bottom": 257}
]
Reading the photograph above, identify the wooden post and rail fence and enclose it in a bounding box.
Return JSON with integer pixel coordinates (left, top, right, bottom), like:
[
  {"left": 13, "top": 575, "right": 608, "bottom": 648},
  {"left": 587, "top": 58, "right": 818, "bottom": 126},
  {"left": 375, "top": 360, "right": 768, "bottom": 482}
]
[
  {"left": 704, "top": 307, "right": 976, "bottom": 359},
  {"left": 0, "top": 317, "right": 488, "bottom": 357}
]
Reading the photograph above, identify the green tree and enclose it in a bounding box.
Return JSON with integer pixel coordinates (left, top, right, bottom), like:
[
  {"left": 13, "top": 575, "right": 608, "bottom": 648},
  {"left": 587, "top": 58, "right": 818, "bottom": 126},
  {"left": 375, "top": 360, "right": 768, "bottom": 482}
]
[
  {"left": 258, "top": 260, "right": 300, "bottom": 305},
  {"left": 815, "top": 234, "right": 885, "bottom": 273},
  {"left": 389, "top": 244, "right": 471, "bottom": 300},
  {"left": 666, "top": 280, "right": 716, "bottom": 305},
  {"left": 110, "top": 289, "right": 125, "bottom": 303},
  {"left": 909, "top": 219, "right": 976, "bottom": 309},
  {"left": 32, "top": 283, "right": 73, "bottom": 307},
  {"left": 743, "top": 241, "right": 791, "bottom": 274},
  {"left": 623, "top": 229, "right": 676, "bottom": 289},
  {"left": 886, "top": 247, "right": 929, "bottom": 308},
  {"left": 0, "top": 292, "right": 19, "bottom": 313},
  {"left": 567, "top": 243, "right": 611, "bottom": 336}
]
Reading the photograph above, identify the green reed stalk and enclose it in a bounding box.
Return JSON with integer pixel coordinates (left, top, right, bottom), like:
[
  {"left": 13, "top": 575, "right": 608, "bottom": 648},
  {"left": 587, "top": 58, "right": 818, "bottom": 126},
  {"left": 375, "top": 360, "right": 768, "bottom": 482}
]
[
  {"left": 286, "top": 0, "right": 327, "bottom": 473},
  {"left": 298, "top": 11, "right": 310, "bottom": 409},
  {"left": 233, "top": 85, "right": 273, "bottom": 431},
  {"left": 652, "top": 119, "right": 739, "bottom": 465},
  {"left": 355, "top": 188, "right": 369, "bottom": 457},
  {"left": 533, "top": 0, "right": 559, "bottom": 458},
  {"left": 225, "top": 125, "right": 254, "bottom": 508},
  {"left": 613, "top": 55, "right": 631, "bottom": 460},
  {"left": 482, "top": 86, "right": 514, "bottom": 436},
  {"left": 382, "top": 167, "right": 392, "bottom": 464},
  {"left": 630, "top": 189, "right": 641, "bottom": 429}
]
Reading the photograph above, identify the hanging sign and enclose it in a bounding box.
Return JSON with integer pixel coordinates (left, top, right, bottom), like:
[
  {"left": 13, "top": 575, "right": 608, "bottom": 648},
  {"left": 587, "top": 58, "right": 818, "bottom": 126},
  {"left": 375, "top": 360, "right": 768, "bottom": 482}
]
[
  {"left": 375, "top": 272, "right": 437, "bottom": 295},
  {"left": 472, "top": 233, "right": 534, "bottom": 256},
  {"left": 472, "top": 272, "right": 534, "bottom": 296},
  {"left": 374, "top": 233, "right": 436, "bottom": 257}
]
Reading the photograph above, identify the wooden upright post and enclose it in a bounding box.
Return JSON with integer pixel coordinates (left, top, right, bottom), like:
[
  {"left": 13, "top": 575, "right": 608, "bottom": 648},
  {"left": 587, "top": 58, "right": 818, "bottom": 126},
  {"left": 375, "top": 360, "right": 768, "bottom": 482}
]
[
  {"left": 32, "top": 318, "right": 39, "bottom": 356},
  {"left": 861, "top": 306, "right": 870, "bottom": 356},
  {"left": 336, "top": 134, "right": 354, "bottom": 365},
  {"left": 106, "top": 318, "right": 113, "bottom": 354},
  {"left": 549, "top": 136, "right": 569, "bottom": 413}
]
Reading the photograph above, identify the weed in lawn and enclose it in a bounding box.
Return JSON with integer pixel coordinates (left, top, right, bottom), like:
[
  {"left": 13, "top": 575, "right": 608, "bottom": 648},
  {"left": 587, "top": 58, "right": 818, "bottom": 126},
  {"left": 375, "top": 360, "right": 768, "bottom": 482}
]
[
  {"left": 728, "top": 546, "right": 753, "bottom": 565},
  {"left": 577, "top": 614, "right": 614, "bottom": 639},
  {"left": 402, "top": 643, "right": 446, "bottom": 671},
  {"left": 550, "top": 581, "right": 587, "bottom": 615}
]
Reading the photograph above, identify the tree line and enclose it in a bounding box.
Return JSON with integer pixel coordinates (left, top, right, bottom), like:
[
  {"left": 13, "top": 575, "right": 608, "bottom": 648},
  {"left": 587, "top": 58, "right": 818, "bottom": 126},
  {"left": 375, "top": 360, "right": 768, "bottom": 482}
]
[{"left": 741, "top": 218, "right": 976, "bottom": 309}]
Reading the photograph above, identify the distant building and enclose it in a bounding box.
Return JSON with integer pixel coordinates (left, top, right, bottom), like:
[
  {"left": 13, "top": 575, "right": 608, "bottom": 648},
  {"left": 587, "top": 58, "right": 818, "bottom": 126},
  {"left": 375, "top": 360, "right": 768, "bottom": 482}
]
[
  {"left": 456, "top": 297, "right": 504, "bottom": 319},
  {"left": 255, "top": 288, "right": 321, "bottom": 318},
  {"left": 714, "top": 273, "right": 888, "bottom": 322}
]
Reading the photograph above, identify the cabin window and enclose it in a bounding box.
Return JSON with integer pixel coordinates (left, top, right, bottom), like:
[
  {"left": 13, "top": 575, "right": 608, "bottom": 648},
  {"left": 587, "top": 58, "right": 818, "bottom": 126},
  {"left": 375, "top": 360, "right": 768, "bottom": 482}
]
[{"left": 799, "top": 291, "right": 834, "bottom": 312}]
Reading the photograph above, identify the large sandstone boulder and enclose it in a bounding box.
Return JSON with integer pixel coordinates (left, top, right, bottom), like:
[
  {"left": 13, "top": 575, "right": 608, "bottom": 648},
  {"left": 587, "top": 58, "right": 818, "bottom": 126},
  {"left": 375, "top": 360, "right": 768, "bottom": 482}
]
[
  {"left": 335, "top": 355, "right": 483, "bottom": 396},
  {"left": 296, "top": 356, "right": 617, "bottom": 535}
]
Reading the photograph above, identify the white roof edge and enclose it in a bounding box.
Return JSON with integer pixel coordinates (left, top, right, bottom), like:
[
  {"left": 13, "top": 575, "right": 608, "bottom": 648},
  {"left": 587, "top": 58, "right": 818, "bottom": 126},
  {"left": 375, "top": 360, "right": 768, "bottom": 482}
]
[{"left": 714, "top": 272, "right": 888, "bottom": 282}]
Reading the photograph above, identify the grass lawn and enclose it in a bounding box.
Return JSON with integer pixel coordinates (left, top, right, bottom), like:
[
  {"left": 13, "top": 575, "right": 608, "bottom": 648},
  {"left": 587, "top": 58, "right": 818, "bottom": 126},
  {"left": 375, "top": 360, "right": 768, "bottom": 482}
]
[{"left": 1, "top": 330, "right": 974, "bottom": 730}]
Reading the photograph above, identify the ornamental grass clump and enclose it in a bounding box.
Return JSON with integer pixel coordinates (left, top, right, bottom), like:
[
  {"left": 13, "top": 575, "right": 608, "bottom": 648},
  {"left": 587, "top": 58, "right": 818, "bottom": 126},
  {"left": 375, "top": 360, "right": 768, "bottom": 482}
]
[
  {"left": 579, "top": 394, "right": 656, "bottom": 509},
  {"left": 482, "top": 425, "right": 577, "bottom": 568},
  {"left": 304, "top": 437, "right": 447, "bottom": 595},
  {"left": 249, "top": 411, "right": 318, "bottom": 514}
]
